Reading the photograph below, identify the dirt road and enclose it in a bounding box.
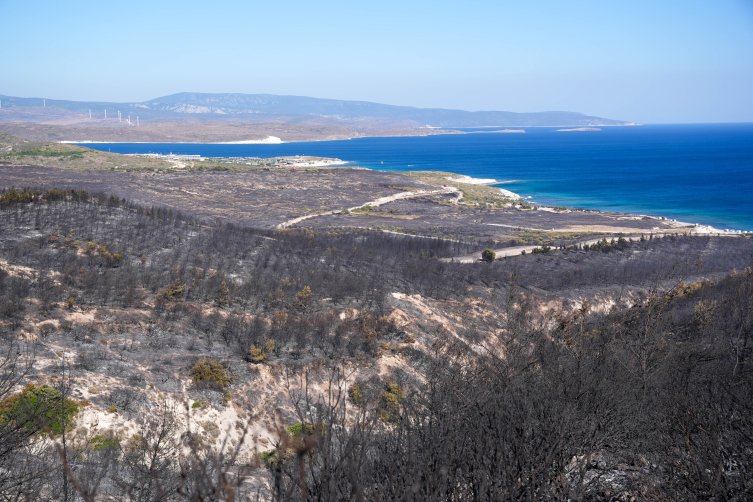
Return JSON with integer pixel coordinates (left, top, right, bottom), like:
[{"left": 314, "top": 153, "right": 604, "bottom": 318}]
[
  {"left": 277, "top": 187, "right": 458, "bottom": 229},
  {"left": 442, "top": 233, "right": 716, "bottom": 263}
]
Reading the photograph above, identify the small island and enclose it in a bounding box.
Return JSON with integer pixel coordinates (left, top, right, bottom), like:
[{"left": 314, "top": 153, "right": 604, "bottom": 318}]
[{"left": 557, "top": 127, "right": 601, "bottom": 131}]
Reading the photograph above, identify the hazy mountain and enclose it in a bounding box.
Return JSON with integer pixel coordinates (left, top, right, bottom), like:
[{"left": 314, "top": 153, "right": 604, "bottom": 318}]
[{"left": 0, "top": 92, "right": 635, "bottom": 128}]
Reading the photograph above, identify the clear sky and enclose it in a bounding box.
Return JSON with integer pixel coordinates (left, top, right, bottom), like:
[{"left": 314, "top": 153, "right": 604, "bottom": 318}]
[{"left": 1, "top": 0, "right": 752, "bottom": 123}]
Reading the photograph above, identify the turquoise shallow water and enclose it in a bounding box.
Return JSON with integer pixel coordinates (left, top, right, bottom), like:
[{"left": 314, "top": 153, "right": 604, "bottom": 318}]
[{"left": 80, "top": 123, "right": 753, "bottom": 231}]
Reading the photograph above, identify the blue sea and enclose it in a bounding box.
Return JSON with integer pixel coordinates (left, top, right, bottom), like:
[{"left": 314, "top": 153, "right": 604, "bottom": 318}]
[{"left": 80, "top": 123, "right": 753, "bottom": 231}]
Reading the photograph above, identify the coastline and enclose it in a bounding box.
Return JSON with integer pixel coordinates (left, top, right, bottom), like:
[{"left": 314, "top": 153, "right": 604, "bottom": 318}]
[
  {"left": 50, "top": 124, "right": 646, "bottom": 145},
  {"left": 427, "top": 174, "right": 737, "bottom": 234},
  {"left": 56, "top": 124, "right": 752, "bottom": 233},
  {"left": 61, "top": 135, "right": 286, "bottom": 145}
]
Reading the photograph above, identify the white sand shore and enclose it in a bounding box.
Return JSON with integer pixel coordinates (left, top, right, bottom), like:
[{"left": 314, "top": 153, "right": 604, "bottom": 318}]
[
  {"left": 646, "top": 216, "right": 732, "bottom": 234},
  {"left": 498, "top": 188, "right": 521, "bottom": 199},
  {"left": 445, "top": 176, "right": 521, "bottom": 199},
  {"left": 445, "top": 175, "right": 499, "bottom": 185}
]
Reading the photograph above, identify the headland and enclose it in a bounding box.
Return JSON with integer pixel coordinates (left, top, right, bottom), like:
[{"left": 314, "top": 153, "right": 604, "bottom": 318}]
[{"left": 0, "top": 131, "right": 737, "bottom": 241}]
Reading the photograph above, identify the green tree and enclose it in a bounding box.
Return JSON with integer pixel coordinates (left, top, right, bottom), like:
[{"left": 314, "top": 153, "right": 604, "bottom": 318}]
[{"left": 481, "top": 248, "right": 496, "bottom": 263}]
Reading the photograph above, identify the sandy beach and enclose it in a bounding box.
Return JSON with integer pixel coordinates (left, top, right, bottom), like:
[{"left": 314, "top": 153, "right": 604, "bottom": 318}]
[
  {"left": 445, "top": 175, "right": 501, "bottom": 185},
  {"left": 445, "top": 175, "right": 522, "bottom": 199}
]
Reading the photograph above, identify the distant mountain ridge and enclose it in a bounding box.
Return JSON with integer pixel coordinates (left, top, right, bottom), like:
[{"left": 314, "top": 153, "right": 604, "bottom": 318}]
[{"left": 0, "top": 92, "right": 636, "bottom": 128}]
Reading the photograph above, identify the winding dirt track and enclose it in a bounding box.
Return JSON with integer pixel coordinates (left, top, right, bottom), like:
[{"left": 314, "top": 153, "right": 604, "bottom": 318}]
[{"left": 277, "top": 187, "right": 458, "bottom": 229}]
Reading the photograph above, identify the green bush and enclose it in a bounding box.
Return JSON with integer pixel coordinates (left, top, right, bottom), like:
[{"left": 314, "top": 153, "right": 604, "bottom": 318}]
[
  {"left": 349, "top": 384, "right": 363, "bottom": 405},
  {"left": 381, "top": 383, "right": 404, "bottom": 422},
  {"left": 90, "top": 433, "right": 120, "bottom": 451},
  {"left": 287, "top": 422, "right": 325, "bottom": 450},
  {"left": 286, "top": 422, "right": 315, "bottom": 436},
  {"left": 191, "top": 399, "right": 209, "bottom": 409},
  {"left": 0, "top": 384, "right": 81, "bottom": 435},
  {"left": 260, "top": 449, "right": 285, "bottom": 469},
  {"left": 481, "top": 248, "right": 496, "bottom": 263}
]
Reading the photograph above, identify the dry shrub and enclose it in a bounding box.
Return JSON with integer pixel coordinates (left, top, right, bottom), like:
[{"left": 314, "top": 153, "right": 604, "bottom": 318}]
[{"left": 190, "top": 359, "right": 233, "bottom": 390}]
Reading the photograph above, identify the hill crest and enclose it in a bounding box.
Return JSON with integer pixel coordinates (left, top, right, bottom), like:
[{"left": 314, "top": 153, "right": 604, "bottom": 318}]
[{"left": 0, "top": 92, "right": 636, "bottom": 128}]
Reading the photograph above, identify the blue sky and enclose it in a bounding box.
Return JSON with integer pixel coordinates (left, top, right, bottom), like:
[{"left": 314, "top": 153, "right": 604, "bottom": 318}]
[{"left": 1, "top": 0, "right": 752, "bottom": 123}]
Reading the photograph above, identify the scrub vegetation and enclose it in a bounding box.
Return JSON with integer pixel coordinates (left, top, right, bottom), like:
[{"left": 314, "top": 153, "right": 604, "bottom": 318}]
[{"left": 0, "top": 150, "right": 752, "bottom": 499}]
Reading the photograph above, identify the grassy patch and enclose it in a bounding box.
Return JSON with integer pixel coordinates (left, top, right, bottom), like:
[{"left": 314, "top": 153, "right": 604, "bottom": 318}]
[
  {"left": 11, "top": 148, "right": 85, "bottom": 160},
  {"left": 351, "top": 205, "right": 375, "bottom": 213},
  {"left": 519, "top": 230, "right": 597, "bottom": 243}
]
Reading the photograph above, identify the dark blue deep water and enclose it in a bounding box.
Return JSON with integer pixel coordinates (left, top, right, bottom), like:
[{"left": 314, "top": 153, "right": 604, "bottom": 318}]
[{"left": 81, "top": 123, "right": 753, "bottom": 231}]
